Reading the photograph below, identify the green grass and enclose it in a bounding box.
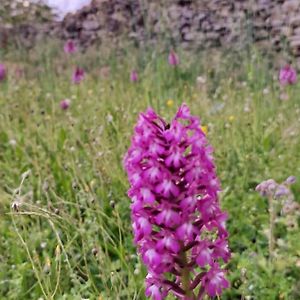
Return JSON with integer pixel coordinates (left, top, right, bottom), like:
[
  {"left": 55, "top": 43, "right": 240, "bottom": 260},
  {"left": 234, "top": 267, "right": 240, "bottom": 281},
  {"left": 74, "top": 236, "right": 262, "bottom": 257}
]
[{"left": 0, "top": 44, "right": 300, "bottom": 299}]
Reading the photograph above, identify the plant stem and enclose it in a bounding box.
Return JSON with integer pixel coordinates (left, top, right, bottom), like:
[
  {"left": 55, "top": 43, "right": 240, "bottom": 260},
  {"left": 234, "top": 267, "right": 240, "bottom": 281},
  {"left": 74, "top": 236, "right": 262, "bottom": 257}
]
[
  {"left": 180, "top": 250, "right": 195, "bottom": 299},
  {"left": 268, "top": 195, "right": 275, "bottom": 260}
]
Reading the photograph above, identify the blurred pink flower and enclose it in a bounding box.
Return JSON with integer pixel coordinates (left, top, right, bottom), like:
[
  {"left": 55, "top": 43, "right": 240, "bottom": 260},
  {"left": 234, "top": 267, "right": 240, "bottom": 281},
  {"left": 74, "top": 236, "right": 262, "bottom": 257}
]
[
  {"left": 279, "top": 65, "right": 297, "bottom": 85},
  {"left": 15, "top": 67, "right": 24, "bottom": 79},
  {"left": 72, "top": 67, "right": 85, "bottom": 84},
  {"left": 0, "top": 64, "right": 6, "bottom": 81},
  {"left": 100, "top": 66, "right": 110, "bottom": 79},
  {"left": 168, "top": 50, "right": 179, "bottom": 66},
  {"left": 130, "top": 70, "right": 138, "bottom": 82},
  {"left": 60, "top": 99, "right": 71, "bottom": 110},
  {"left": 64, "top": 40, "right": 77, "bottom": 54}
]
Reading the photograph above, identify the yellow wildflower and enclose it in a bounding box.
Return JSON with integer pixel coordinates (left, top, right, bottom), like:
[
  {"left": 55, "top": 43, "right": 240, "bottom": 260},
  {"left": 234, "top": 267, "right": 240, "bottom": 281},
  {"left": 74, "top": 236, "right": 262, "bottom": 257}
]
[
  {"left": 45, "top": 257, "right": 51, "bottom": 268},
  {"left": 228, "top": 115, "right": 235, "bottom": 122},
  {"left": 200, "top": 125, "right": 208, "bottom": 135},
  {"left": 166, "top": 99, "right": 174, "bottom": 107}
]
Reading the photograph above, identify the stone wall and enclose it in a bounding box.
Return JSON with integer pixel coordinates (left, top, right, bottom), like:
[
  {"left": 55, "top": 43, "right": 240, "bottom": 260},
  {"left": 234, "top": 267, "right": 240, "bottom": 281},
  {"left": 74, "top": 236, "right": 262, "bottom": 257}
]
[
  {"left": 2, "top": 0, "right": 300, "bottom": 59},
  {"left": 54, "top": 0, "right": 300, "bottom": 56},
  {"left": 0, "top": 0, "right": 53, "bottom": 48}
]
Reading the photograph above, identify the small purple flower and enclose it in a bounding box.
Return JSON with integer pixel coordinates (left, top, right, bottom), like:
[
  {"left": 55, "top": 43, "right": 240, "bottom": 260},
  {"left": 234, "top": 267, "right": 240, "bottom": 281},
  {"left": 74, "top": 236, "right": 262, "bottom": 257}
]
[
  {"left": 274, "top": 185, "right": 290, "bottom": 199},
  {"left": 60, "top": 99, "right": 71, "bottom": 110},
  {"left": 256, "top": 177, "right": 295, "bottom": 198},
  {"left": 130, "top": 70, "right": 138, "bottom": 82},
  {"left": 285, "top": 176, "right": 296, "bottom": 185},
  {"left": 279, "top": 65, "right": 297, "bottom": 85},
  {"left": 168, "top": 50, "right": 179, "bottom": 66},
  {"left": 0, "top": 64, "right": 6, "bottom": 81},
  {"left": 72, "top": 67, "right": 85, "bottom": 84},
  {"left": 255, "top": 179, "right": 276, "bottom": 196},
  {"left": 124, "top": 104, "right": 230, "bottom": 299},
  {"left": 64, "top": 40, "right": 77, "bottom": 54}
]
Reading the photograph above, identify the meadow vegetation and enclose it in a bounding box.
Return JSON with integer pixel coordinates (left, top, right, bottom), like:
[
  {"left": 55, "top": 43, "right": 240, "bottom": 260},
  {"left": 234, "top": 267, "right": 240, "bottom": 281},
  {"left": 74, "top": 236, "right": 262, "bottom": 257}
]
[{"left": 0, "top": 42, "right": 300, "bottom": 299}]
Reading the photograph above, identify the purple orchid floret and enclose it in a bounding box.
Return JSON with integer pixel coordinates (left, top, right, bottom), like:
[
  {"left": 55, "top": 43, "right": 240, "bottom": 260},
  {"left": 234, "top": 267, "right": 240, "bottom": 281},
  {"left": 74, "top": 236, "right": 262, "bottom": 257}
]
[
  {"left": 202, "top": 263, "right": 230, "bottom": 297},
  {"left": 124, "top": 104, "right": 230, "bottom": 299}
]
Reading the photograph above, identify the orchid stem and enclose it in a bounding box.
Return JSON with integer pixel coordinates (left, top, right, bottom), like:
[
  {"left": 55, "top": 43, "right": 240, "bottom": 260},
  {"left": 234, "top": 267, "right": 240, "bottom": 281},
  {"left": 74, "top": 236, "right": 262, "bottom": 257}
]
[{"left": 180, "top": 250, "right": 196, "bottom": 299}]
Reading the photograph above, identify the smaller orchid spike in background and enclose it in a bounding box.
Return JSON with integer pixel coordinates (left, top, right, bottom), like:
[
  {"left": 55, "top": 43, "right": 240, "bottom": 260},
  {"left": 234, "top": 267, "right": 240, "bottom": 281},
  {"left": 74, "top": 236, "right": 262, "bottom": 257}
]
[
  {"left": 168, "top": 50, "right": 180, "bottom": 66},
  {"left": 279, "top": 65, "right": 297, "bottom": 85},
  {"left": 0, "top": 64, "right": 6, "bottom": 81},
  {"left": 64, "top": 40, "right": 77, "bottom": 54},
  {"left": 72, "top": 67, "right": 85, "bottom": 84},
  {"left": 60, "top": 99, "right": 71, "bottom": 110},
  {"left": 130, "top": 70, "right": 138, "bottom": 82},
  {"left": 124, "top": 104, "right": 230, "bottom": 299}
]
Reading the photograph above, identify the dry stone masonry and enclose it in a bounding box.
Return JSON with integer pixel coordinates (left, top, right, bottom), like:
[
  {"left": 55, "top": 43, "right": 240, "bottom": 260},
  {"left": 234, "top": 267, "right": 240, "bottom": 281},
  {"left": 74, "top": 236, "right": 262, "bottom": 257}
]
[
  {"left": 2, "top": 0, "right": 300, "bottom": 59},
  {"left": 55, "top": 0, "right": 300, "bottom": 57}
]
